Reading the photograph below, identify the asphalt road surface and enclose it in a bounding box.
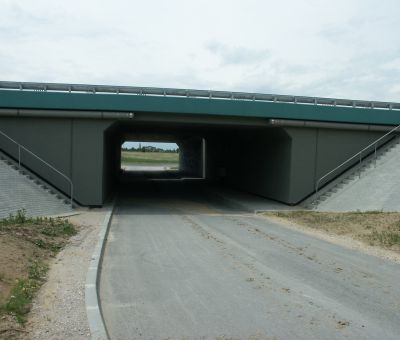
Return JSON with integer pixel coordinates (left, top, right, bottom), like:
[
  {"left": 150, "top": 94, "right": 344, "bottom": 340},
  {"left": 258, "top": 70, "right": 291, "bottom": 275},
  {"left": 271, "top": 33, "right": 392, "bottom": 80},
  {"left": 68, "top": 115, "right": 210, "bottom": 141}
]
[{"left": 100, "top": 188, "right": 400, "bottom": 339}]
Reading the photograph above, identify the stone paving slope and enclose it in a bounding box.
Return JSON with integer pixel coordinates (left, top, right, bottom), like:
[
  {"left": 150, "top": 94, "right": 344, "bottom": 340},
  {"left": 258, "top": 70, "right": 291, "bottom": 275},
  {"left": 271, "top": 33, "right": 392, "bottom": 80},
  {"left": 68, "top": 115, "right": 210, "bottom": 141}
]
[
  {"left": 0, "top": 157, "right": 71, "bottom": 218},
  {"left": 317, "top": 141, "right": 400, "bottom": 212}
]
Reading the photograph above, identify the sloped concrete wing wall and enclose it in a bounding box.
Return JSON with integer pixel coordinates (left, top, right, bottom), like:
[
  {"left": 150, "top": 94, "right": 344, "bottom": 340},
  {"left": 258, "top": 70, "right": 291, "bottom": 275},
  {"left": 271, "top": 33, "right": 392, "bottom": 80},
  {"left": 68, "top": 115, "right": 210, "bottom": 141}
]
[{"left": 0, "top": 116, "right": 113, "bottom": 206}]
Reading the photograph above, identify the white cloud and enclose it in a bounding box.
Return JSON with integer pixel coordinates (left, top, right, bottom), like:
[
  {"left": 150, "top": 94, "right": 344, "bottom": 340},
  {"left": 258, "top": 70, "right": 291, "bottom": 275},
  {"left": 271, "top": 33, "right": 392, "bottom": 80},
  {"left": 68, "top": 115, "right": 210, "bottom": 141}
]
[{"left": 0, "top": 0, "right": 399, "bottom": 101}]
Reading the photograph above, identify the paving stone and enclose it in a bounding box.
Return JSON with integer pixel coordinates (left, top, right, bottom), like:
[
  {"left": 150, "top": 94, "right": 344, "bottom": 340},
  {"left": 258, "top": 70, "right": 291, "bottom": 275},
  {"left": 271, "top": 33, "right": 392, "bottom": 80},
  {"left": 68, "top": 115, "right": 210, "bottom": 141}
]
[{"left": 0, "top": 153, "right": 71, "bottom": 218}]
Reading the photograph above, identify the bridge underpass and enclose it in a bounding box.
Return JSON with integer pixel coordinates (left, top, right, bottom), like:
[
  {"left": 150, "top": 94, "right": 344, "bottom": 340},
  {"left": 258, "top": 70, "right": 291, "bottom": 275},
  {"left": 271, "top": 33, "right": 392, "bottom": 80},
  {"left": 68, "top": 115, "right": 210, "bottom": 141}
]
[
  {"left": 0, "top": 81, "right": 399, "bottom": 207},
  {"left": 105, "top": 117, "right": 393, "bottom": 206},
  {"left": 3, "top": 82, "right": 400, "bottom": 339}
]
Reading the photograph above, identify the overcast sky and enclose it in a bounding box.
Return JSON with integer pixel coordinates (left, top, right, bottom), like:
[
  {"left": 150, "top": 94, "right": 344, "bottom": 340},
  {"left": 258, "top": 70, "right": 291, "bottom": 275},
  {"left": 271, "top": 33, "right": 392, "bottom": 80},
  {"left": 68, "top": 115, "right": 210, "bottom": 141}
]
[
  {"left": 1, "top": 0, "right": 399, "bottom": 102},
  {"left": 122, "top": 141, "right": 178, "bottom": 150}
]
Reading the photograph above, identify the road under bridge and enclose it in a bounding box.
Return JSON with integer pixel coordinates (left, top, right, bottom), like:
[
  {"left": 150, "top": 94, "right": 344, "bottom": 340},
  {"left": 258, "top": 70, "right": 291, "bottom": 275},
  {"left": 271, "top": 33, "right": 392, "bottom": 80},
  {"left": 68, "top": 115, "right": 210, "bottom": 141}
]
[{"left": 0, "top": 81, "right": 399, "bottom": 206}]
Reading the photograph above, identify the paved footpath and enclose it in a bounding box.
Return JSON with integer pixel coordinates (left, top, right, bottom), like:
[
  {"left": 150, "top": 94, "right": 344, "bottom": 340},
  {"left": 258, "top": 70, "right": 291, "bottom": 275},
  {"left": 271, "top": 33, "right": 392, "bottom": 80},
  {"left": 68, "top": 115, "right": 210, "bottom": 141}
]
[{"left": 100, "top": 191, "right": 400, "bottom": 339}]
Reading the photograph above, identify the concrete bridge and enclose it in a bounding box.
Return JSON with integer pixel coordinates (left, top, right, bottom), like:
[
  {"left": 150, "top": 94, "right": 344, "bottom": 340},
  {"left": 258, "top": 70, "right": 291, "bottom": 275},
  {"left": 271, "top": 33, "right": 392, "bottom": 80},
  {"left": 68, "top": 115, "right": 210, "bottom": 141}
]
[{"left": 0, "top": 81, "right": 399, "bottom": 206}]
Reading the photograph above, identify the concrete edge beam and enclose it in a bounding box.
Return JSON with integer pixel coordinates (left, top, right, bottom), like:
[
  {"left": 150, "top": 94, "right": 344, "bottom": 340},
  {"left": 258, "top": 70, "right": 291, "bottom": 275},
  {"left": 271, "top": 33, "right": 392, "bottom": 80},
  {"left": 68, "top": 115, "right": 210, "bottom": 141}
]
[
  {"left": 0, "top": 108, "right": 132, "bottom": 119},
  {"left": 85, "top": 202, "right": 115, "bottom": 340},
  {"left": 0, "top": 108, "right": 18, "bottom": 116},
  {"left": 269, "top": 119, "right": 398, "bottom": 132}
]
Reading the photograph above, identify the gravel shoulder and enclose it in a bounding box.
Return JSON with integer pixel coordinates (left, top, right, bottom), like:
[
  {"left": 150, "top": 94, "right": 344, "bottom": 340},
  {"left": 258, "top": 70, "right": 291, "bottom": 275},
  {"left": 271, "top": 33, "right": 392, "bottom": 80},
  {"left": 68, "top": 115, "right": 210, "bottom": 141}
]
[{"left": 21, "top": 208, "right": 108, "bottom": 340}]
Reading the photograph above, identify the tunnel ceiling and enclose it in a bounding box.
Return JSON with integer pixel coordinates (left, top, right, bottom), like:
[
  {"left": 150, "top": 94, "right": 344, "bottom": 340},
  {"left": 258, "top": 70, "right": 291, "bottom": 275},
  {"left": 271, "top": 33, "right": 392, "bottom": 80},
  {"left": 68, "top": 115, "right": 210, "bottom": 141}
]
[{"left": 114, "top": 118, "right": 277, "bottom": 146}]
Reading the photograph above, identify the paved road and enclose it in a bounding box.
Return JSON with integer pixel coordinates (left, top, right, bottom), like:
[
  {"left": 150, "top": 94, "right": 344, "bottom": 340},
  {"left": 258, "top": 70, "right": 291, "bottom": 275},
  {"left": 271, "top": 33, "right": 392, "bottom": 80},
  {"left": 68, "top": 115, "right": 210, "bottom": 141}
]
[
  {"left": 122, "top": 164, "right": 177, "bottom": 171},
  {"left": 100, "top": 189, "right": 400, "bottom": 339}
]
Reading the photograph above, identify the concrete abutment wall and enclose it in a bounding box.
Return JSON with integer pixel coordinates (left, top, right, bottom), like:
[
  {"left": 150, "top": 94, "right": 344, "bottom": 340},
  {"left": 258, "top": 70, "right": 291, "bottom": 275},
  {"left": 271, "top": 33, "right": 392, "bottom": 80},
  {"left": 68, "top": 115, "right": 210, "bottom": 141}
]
[{"left": 0, "top": 114, "right": 389, "bottom": 206}]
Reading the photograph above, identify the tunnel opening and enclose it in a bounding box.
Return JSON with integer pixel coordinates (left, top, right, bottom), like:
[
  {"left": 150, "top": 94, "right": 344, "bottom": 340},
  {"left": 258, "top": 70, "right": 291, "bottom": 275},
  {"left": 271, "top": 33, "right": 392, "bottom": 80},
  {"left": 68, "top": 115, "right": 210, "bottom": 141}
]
[
  {"left": 120, "top": 141, "right": 180, "bottom": 174},
  {"left": 102, "top": 116, "right": 296, "bottom": 208}
]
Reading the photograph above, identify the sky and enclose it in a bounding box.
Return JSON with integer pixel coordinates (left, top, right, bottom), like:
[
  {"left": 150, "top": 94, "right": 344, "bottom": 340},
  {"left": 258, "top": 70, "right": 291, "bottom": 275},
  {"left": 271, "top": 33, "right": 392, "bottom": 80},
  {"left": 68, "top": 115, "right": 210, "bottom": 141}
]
[
  {"left": 0, "top": 0, "right": 399, "bottom": 103},
  {"left": 122, "top": 142, "right": 178, "bottom": 150}
]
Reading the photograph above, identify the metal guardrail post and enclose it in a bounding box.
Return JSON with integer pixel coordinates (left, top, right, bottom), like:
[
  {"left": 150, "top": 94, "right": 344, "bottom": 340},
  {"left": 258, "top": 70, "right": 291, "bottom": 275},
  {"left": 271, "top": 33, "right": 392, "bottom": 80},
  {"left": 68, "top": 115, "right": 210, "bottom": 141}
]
[{"left": 0, "top": 81, "right": 399, "bottom": 110}]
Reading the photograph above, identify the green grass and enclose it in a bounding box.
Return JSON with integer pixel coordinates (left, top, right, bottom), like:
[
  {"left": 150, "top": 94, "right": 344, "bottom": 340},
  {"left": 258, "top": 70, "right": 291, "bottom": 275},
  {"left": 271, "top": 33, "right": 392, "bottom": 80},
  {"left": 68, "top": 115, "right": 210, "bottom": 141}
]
[
  {"left": 121, "top": 151, "right": 179, "bottom": 165},
  {"left": 3, "top": 260, "right": 48, "bottom": 323},
  {"left": 0, "top": 210, "right": 77, "bottom": 238}
]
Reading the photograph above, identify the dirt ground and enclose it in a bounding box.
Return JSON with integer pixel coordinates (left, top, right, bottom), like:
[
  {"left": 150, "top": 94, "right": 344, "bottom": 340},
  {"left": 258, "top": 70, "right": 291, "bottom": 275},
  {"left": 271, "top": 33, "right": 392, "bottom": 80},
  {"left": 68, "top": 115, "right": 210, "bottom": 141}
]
[
  {"left": 264, "top": 211, "right": 400, "bottom": 263},
  {"left": 0, "top": 211, "right": 81, "bottom": 337},
  {"left": 0, "top": 235, "right": 35, "bottom": 307},
  {"left": 0, "top": 234, "right": 38, "bottom": 339},
  {"left": 0, "top": 208, "right": 108, "bottom": 339}
]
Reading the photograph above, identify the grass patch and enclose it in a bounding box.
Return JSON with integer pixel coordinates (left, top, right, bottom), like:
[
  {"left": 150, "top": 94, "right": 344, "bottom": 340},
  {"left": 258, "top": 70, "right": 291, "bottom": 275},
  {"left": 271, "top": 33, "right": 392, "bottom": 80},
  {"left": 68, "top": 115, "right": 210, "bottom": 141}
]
[
  {"left": 265, "top": 210, "right": 400, "bottom": 251},
  {"left": 121, "top": 151, "right": 179, "bottom": 165},
  {"left": 369, "top": 230, "right": 400, "bottom": 247},
  {"left": 0, "top": 209, "right": 77, "bottom": 326},
  {"left": 4, "top": 260, "right": 47, "bottom": 324},
  {"left": 0, "top": 211, "right": 77, "bottom": 248}
]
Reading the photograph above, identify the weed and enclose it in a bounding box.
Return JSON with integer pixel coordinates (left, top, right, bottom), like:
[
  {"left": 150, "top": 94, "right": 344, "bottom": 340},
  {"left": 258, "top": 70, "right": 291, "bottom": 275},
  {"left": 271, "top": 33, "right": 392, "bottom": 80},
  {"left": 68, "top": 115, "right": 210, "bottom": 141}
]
[
  {"left": 5, "top": 280, "right": 36, "bottom": 323},
  {"left": 29, "top": 260, "right": 48, "bottom": 282},
  {"left": 368, "top": 231, "right": 400, "bottom": 247},
  {"left": 33, "top": 239, "right": 46, "bottom": 248},
  {"left": 0, "top": 209, "right": 29, "bottom": 226},
  {"left": 0, "top": 211, "right": 76, "bottom": 237},
  {"left": 40, "top": 219, "right": 76, "bottom": 237}
]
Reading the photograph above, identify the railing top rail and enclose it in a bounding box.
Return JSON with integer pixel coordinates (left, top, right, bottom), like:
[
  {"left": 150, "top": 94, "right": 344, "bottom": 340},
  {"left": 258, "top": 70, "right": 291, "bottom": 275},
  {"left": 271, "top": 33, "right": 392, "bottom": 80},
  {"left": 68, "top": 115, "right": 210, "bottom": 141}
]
[
  {"left": 0, "top": 129, "right": 19, "bottom": 145},
  {"left": 0, "top": 129, "right": 73, "bottom": 206},
  {"left": 316, "top": 124, "right": 400, "bottom": 191},
  {"left": 18, "top": 145, "right": 72, "bottom": 184},
  {"left": 0, "top": 80, "right": 400, "bottom": 111}
]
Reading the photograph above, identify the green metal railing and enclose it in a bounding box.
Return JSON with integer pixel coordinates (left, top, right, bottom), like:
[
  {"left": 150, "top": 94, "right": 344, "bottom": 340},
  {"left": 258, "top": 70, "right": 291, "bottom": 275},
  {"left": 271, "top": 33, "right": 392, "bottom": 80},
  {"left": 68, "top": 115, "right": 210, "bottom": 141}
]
[{"left": 0, "top": 80, "right": 399, "bottom": 111}]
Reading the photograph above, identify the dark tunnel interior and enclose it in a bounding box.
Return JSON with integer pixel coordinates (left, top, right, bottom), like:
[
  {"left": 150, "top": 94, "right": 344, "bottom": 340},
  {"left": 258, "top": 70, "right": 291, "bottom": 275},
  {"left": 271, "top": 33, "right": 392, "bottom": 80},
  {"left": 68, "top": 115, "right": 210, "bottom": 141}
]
[{"left": 103, "top": 116, "right": 293, "bottom": 205}]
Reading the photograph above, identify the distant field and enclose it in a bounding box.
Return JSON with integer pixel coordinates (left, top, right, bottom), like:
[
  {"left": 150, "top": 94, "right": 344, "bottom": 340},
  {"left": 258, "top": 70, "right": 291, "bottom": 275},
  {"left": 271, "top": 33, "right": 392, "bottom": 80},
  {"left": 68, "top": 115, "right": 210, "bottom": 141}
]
[{"left": 121, "top": 151, "right": 179, "bottom": 165}]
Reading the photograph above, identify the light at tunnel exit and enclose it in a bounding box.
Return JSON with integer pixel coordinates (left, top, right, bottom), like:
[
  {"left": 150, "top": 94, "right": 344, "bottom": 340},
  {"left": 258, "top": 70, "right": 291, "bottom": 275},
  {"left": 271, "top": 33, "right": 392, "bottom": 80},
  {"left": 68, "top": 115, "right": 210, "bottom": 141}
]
[
  {"left": 122, "top": 141, "right": 178, "bottom": 150},
  {"left": 121, "top": 141, "right": 179, "bottom": 172}
]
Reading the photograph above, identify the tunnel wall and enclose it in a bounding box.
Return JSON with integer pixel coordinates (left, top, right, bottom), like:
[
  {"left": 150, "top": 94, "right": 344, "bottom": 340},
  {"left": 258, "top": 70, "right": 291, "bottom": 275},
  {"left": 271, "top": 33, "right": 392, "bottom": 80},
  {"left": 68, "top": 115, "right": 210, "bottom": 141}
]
[
  {"left": 214, "top": 129, "right": 293, "bottom": 203},
  {"left": 179, "top": 137, "right": 203, "bottom": 177},
  {"left": 286, "top": 127, "right": 386, "bottom": 203},
  {"left": 209, "top": 127, "right": 387, "bottom": 204},
  {"left": 0, "top": 116, "right": 113, "bottom": 205},
  {"left": 103, "top": 123, "right": 121, "bottom": 202}
]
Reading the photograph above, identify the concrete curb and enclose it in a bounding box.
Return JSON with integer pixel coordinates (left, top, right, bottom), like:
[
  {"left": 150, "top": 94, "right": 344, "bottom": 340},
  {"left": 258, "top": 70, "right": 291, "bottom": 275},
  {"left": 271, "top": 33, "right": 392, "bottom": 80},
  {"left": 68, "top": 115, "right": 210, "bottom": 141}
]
[{"left": 85, "top": 202, "right": 115, "bottom": 340}]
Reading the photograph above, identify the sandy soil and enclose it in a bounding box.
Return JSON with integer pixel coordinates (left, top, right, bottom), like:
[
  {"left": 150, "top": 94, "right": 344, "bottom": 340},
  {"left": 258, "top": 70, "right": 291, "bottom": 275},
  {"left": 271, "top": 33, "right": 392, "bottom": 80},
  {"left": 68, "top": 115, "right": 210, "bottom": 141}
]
[
  {"left": 0, "top": 235, "right": 35, "bottom": 306},
  {"left": 19, "top": 208, "right": 108, "bottom": 340}
]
